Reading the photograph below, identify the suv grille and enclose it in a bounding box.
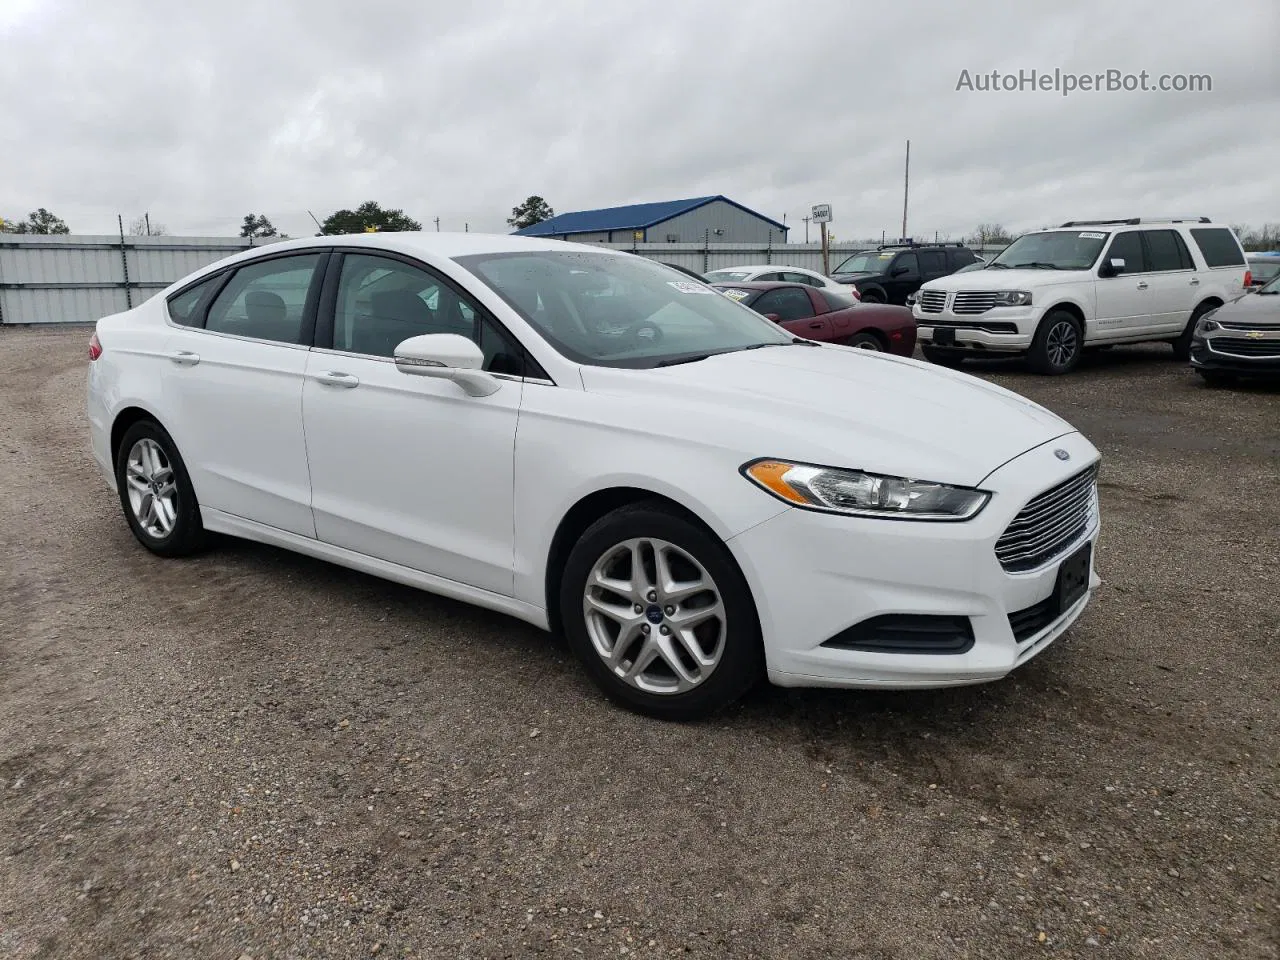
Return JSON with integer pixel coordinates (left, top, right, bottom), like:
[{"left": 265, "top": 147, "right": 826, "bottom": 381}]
[
  {"left": 995, "top": 465, "right": 1098, "bottom": 573},
  {"left": 1209, "top": 337, "right": 1280, "bottom": 359},
  {"left": 918, "top": 290, "right": 947, "bottom": 313},
  {"left": 953, "top": 292, "right": 1000, "bottom": 315}
]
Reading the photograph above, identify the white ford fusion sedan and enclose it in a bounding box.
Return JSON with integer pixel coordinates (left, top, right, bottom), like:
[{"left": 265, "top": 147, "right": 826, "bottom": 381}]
[{"left": 87, "top": 232, "right": 1101, "bottom": 719}]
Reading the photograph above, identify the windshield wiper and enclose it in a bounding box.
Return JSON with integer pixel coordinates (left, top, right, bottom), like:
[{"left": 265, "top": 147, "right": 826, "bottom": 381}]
[
  {"left": 1012, "top": 262, "right": 1061, "bottom": 270},
  {"left": 655, "top": 354, "right": 711, "bottom": 367},
  {"left": 986, "top": 262, "right": 1010, "bottom": 269}
]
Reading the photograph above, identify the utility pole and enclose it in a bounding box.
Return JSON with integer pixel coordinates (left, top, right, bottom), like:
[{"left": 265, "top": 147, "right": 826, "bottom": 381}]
[
  {"left": 144, "top": 212, "right": 151, "bottom": 236},
  {"left": 901, "top": 138, "right": 910, "bottom": 242},
  {"left": 802, "top": 216, "right": 811, "bottom": 243},
  {"left": 820, "top": 221, "right": 829, "bottom": 276},
  {"left": 464, "top": 222, "right": 469, "bottom": 232},
  {"left": 434, "top": 217, "right": 440, "bottom": 232}
]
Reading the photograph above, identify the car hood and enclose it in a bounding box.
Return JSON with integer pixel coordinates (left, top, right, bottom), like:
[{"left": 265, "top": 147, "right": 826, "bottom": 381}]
[
  {"left": 1215, "top": 292, "right": 1280, "bottom": 325},
  {"left": 578, "top": 345, "right": 1076, "bottom": 487},
  {"left": 922, "top": 267, "right": 1091, "bottom": 290}
]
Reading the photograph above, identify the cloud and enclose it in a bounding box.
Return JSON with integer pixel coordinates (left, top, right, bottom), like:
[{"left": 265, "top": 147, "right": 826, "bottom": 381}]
[{"left": 1, "top": 0, "right": 1275, "bottom": 241}]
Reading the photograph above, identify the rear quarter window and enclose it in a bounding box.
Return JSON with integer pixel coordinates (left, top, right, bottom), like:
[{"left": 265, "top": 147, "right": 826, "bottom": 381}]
[
  {"left": 819, "top": 289, "right": 860, "bottom": 310},
  {"left": 1190, "top": 228, "right": 1246, "bottom": 267}
]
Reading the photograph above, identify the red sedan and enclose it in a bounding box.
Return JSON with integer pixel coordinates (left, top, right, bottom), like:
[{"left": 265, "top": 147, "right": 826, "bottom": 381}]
[{"left": 710, "top": 281, "right": 917, "bottom": 356}]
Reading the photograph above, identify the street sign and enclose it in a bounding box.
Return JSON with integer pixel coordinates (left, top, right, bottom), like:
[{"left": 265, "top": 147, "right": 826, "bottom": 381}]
[
  {"left": 633, "top": 231, "right": 643, "bottom": 242},
  {"left": 811, "top": 203, "right": 832, "bottom": 224}
]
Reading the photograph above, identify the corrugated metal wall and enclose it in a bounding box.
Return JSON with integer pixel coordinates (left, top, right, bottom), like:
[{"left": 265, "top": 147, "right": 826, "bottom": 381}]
[
  {"left": 648, "top": 200, "right": 785, "bottom": 244},
  {"left": 606, "top": 242, "right": 1010, "bottom": 273},
  {"left": 0, "top": 235, "right": 276, "bottom": 324}
]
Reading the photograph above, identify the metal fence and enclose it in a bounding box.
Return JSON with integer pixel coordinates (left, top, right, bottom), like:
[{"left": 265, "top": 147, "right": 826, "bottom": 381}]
[
  {"left": 0, "top": 234, "right": 1010, "bottom": 325},
  {"left": 0, "top": 234, "right": 279, "bottom": 325}
]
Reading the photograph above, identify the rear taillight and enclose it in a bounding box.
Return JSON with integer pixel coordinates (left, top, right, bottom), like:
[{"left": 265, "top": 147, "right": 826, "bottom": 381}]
[
  {"left": 1243, "top": 270, "right": 1253, "bottom": 288},
  {"left": 848, "top": 287, "right": 861, "bottom": 300},
  {"left": 88, "top": 332, "right": 102, "bottom": 361}
]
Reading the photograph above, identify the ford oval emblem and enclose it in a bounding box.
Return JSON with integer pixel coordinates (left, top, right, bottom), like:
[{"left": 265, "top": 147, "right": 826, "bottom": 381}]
[{"left": 1054, "top": 449, "right": 1071, "bottom": 461}]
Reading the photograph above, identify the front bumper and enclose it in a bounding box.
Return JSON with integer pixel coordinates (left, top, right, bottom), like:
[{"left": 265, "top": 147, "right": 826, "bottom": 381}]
[
  {"left": 913, "top": 305, "right": 1037, "bottom": 354},
  {"left": 728, "top": 432, "right": 1101, "bottom": 689},
  {"left": 1191, "top": 330, "right": 1280, "bottom": 376}
]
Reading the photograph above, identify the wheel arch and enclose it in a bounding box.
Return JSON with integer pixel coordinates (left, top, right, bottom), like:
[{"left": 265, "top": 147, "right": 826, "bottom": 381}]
[
  {"left": 110, "top": 404, "right": 169, "bottom": 468},
  {"left": 543, "top": 486, "right": 732, "bottom": 637}
]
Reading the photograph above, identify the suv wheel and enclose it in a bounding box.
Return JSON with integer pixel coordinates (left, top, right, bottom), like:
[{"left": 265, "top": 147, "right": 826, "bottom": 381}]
[
  {"left": 558, "top": 502, "right": 764, "bottom": 720},
  {"left": 1027, "top": 310, "right": 1083, "bottom": 375},
  {"left": 859, "top": 288, "right": 885, "bottom": 303},
  {"left": 1173, "top": 302, "right": 1216, "bottom": 361}
]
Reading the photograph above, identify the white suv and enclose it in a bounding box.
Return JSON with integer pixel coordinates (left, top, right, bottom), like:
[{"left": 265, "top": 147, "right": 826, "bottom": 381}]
[{"left": 914, "top": 218, "right": 1251, "bottom": 374}]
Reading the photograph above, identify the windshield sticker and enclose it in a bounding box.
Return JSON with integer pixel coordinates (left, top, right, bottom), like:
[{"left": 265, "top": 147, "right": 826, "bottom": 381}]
[
  {"left": 1078, "top": 232, "right": 1106, "bottom": 239},
  {"left": 720, "top": 289, "right": 750, "bottom": 302},
  {"left": 668, "top": 280, "right": 714, "bottom": 295}
]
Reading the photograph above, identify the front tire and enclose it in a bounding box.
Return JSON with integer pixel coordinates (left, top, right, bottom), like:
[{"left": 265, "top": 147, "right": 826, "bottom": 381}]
[
  {"left": 1027, "top": 310, "right": 1083, "bottom": 375},
  {"left": 559, "top": 502, "right": 764, "bottom": 720},
  {"left": 115, "top": 419, "right": 206, "bottom": 557}
]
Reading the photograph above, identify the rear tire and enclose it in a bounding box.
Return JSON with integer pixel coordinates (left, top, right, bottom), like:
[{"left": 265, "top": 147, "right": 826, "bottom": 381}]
[
  {"left": 1174, "top": 302, "right": 1216, "bottom": 361},
  {"left": 1027, "top": 310, "right": 1083, "bottom": 375},
  {"left": 558, "top": 502, "right": 764, "bottom": 721},
  {"left": 921, "top": 346, "right": 965, "bottom": 368},
  {"left": 859, "top": 288, "right": 885, "bottom": 303},
  {"left": 847, "top": 332, "right": 883, "bottom": 351},
  {"left": 115, "top": 419, "right": 206, "bottom": 557}
]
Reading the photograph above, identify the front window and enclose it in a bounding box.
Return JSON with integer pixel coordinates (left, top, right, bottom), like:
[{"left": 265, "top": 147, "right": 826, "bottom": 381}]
[
  {"left": 833, "top": 251, "right": 894, "bottom": 274},
  {"left": 986, "top": 231, "right": 1109, "bottom": 271},
  {"left": 455, "top": 252, "right": 792, "bottom": 368}
]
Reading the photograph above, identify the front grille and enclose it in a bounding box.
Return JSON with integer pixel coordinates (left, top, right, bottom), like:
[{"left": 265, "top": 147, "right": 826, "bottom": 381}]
[
  {"left": 1208, "top": 336, "right": 1280, "bottom": 358},
  {"left": 918, "top": 290, "right": 947, "bottom": 313},
  {"left": 953, "top": 292, "right": 1000, "bottom": 315},
  {"left": 995, "top": 465, "right": 1098, "bottom": 573},
  {"left": 923, "top": 319, "right": 1020, "bottom": 334},
  {"left": 1218, "top": 319, "right": 1280, "bottom": 331},
  {"left": 1008, "top": 596, "right": 1057, "bottom": 643}
]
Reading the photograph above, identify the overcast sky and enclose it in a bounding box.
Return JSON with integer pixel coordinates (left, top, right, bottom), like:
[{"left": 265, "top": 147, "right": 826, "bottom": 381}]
[{"left": 1, "top": 0, "right": 1276, "bottom": 242}]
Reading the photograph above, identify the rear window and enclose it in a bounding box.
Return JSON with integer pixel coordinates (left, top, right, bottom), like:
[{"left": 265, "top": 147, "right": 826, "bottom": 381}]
[
  {"left": 949, "top": 248, "right": 977, "bottom": 267},
  {"left": 819, "top": 289, "right": 860, "bottom": 310},
  {"left": 1190, "top": 228, "right": 1246, "bottom": 267}
]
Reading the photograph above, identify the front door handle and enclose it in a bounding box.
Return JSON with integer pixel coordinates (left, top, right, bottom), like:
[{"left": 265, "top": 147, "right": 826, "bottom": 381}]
[
  {"left": 313, "top": 371, "right": 360, "bottom": 388},
  {"left": 808, "top": 321, "right": 824, "bottom": 329},
  {"left": 168, "top": 350, "right": 200, "bottom": 366},
  {"left": 1136, "top": 281, "right": 1149, "bottom": 290},
  {"left": 1189, "top": 278, "right": 1201, "bottom": 286}
]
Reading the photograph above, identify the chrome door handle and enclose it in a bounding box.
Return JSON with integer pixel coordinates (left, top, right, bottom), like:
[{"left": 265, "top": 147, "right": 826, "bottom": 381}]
[
  {"left": 313, "top": 370, "right": 360, "bottom": 388},
  {"left": 1189, "top": 278, "right": 1201, "bottom": 285},
  {"left": 168, "top": 350, "right": 200, "bottom": 366},
  {"left": 1136, "top": 281, "right": 1149, "bottom": 290}
]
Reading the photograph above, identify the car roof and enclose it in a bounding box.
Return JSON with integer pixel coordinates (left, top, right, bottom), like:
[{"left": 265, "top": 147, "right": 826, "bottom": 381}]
[
  {"left": 709, "top": 264, "right": 818, "bottom": 273},
  {"left": 250, "top": 231, "right": 607, "bottom": 259}
]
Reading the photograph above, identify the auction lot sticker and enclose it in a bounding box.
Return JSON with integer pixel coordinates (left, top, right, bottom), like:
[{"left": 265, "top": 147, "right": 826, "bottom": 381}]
[{"left": 668, "top": 281, "right": 715, "bottom": 294}]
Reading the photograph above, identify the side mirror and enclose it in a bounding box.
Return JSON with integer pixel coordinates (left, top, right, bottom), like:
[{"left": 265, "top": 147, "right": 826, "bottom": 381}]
[
  {"left": 393, "top": 334, "right": 499, "bottom": 397},
  {"left": 764, "top": 313, "right": 782, "bottom": 322},
  {"left": 1099, "top": 257, "right": 1126, "bottom": 278}
]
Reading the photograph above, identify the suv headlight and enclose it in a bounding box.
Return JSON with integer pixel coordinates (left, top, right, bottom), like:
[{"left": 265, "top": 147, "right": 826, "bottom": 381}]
[
  {"left": 742, "top": 459, "right": 990, "bottom": 521},
  {"left": 992, "top": 291, "right": 1033, "bottom": 307}
]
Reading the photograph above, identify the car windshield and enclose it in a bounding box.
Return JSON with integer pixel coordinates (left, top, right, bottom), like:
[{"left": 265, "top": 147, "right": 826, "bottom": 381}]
[
  {"left": 987, "top": 231, "right": 1108, "bottom": 270},
  {"left": 1249, "top": 259, "right": 1280, "bottom": 284},
  {"left": 455, "top": 251, "right": 793, "bottom": 368},
  {"left": 1256, "top": 272, "right": 1280, "bottom": 294},
  {"left": 703, "top": 270, "right": 753, "bottom": 282},
  {"left": 833, "top": 252, "right": 893, "bottom": 274}
]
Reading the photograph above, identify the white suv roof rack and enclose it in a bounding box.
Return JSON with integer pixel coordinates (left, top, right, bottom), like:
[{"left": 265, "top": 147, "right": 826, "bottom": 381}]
[{"left": 1058, "top": 217, "right": 1212, "bottom": 227}]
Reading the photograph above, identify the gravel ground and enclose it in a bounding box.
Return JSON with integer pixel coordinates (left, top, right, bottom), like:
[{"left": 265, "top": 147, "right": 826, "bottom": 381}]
[{"left": 1, "top": 326, "right": 1277, "bottom": 960}]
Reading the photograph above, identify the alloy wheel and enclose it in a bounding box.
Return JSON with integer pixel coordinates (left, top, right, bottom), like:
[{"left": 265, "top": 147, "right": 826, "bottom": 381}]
[
  {"left": 124, "top": 438, "right": 179, "bottom": 539},
  {"left": 582, "top": 537, "right": 727, "bottom": 695},
  {"left": 1046, "top": 319, "right": 1079, "bottom": 368}
]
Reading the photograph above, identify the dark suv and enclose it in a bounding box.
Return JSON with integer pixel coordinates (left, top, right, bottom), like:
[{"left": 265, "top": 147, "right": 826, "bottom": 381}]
[{"left": 830, "top": 242, "right": 979, "bottom": 304}]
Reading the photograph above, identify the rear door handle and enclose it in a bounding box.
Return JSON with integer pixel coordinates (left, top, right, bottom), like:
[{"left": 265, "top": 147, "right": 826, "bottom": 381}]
[
  {"left": 168, "top": 350, "right": 200, "bottom": 366},
  {"left": 313, "top": 370, "right": 360, "bottom": 388},
  {"left": 1136, "top": 281, "right": 1149, "bottom": 290},
  {"left": 1189, "top": 278, "right": 1201, "bottom": 285}
]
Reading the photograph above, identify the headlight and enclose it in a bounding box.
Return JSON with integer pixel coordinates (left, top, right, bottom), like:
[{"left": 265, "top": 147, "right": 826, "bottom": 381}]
[
  {"left": 906, "top": 291, "right": 919, "bottom": 306},
  {"left": 992, "top": 291, "right": 1033, "bottom": 307},
  {"left": 1195, "top": 310, "right": 1220, "bottom": 334},
  {"left": 742, "top": 459, "right": 991, "bottom": 521}
]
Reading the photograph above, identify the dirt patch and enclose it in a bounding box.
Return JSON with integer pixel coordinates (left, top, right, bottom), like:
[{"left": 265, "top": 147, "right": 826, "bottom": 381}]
[{"left": 1, "top": 328, "right": 1276, "bottom": 958}]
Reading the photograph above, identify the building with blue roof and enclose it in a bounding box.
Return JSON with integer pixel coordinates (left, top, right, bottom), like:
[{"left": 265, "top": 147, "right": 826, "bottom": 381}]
[{"left": 512, "top": 195, "right": 788, "bottom": 245}]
